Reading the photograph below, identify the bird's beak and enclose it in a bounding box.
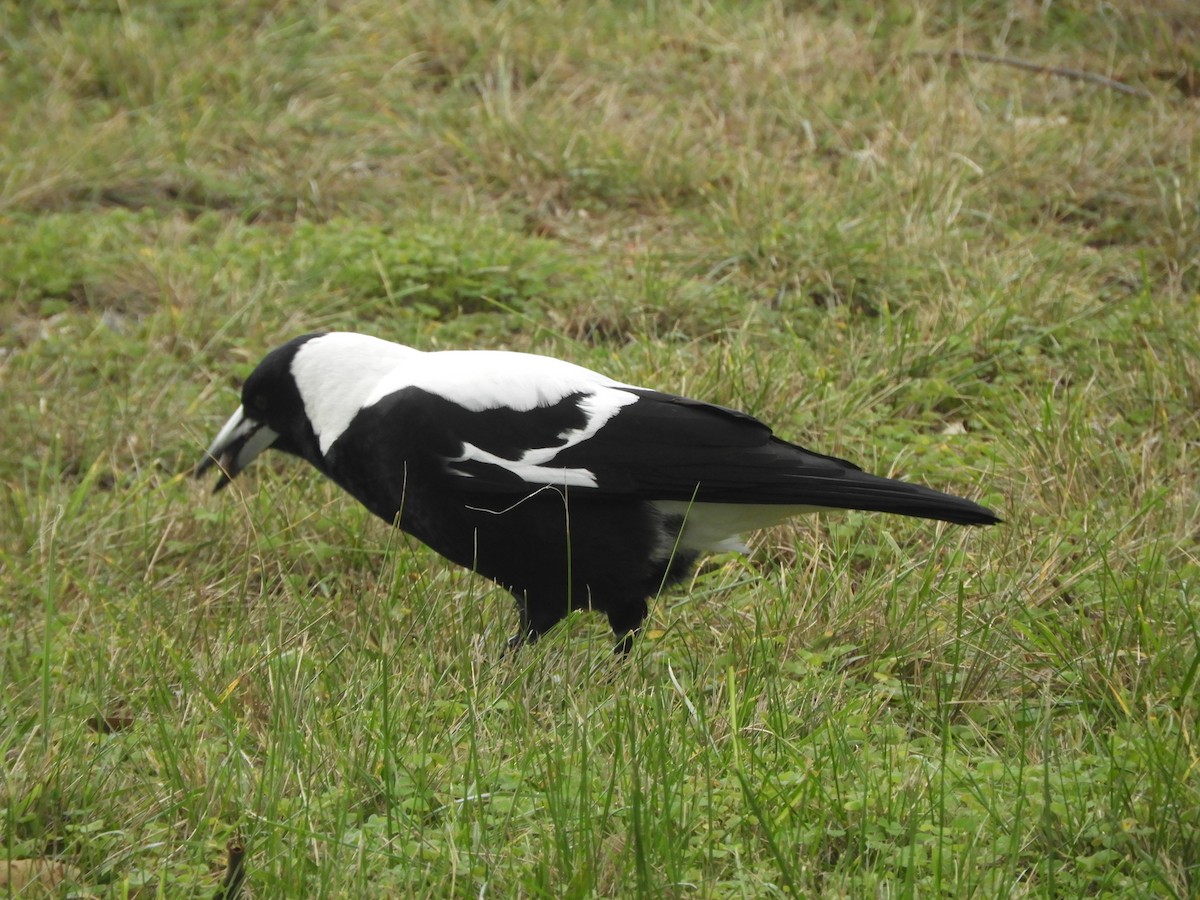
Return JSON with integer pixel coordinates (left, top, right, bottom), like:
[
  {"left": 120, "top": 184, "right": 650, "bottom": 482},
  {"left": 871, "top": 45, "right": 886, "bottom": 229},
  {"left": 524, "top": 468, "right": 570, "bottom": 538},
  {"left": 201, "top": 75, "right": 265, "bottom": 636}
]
[{"left": 195, "top": 405, "right": 279, "bottom": 492}]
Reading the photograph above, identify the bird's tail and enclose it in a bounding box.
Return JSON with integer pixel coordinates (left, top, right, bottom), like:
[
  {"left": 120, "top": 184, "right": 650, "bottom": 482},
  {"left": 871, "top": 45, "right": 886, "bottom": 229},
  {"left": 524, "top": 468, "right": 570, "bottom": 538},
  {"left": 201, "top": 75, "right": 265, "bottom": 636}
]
[
  {"left": 774, "top": 465, "right": 1001, "bottom": 526},
  {"left": 673, "top": 445, "right": 1001, "bottom": 527}
]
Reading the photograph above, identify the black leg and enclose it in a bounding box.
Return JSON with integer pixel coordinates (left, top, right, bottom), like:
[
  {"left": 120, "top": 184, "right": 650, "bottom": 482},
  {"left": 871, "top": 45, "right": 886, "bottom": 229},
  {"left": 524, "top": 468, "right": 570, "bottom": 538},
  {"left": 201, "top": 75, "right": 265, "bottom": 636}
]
[
  {"left": 507, "top": 594, "right": 568, "bottom": 652},
  {"left": 506, "top": 601, "right": 533, "bottom": 652},
  {"left": 506, "top": 631, "right": 530, "bottom": 652},
  {"left": 612, "top": 630, "right": 638, "bottom": 656},
  {"left": 606, "top": 598, "right": 648, "bottom": 656}
]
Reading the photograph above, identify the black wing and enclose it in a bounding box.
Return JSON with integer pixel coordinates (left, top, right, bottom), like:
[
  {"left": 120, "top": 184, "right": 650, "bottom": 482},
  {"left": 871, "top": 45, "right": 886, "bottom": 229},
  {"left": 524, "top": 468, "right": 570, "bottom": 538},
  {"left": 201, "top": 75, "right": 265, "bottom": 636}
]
[{"left": 437, "top": 386, "right": 999, "bottom": 527}]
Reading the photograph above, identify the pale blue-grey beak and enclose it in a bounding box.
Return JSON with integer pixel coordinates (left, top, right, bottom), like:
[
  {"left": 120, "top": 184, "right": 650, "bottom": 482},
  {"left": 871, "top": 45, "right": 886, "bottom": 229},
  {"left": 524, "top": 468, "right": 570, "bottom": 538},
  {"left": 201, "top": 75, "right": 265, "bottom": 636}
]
[{"left": 195, "top": 405, "right": 279, "bottom": 492}]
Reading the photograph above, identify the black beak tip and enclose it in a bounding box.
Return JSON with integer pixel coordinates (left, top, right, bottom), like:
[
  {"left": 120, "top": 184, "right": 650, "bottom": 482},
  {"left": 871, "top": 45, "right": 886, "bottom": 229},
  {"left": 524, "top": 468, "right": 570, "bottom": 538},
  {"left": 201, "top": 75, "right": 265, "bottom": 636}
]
[{"left": 195, "top": 454, "right": 234, "bottom": 492}]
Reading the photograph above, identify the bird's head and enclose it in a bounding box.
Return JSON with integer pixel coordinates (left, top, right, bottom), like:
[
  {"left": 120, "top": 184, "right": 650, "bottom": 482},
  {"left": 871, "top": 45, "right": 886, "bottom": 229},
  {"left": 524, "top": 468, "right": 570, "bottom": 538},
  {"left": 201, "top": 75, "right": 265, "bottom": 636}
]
[
  {"left": 195, "top": 334, "right": 324, "bottom": 491},
  {"left": 196, "top": 332, "right": 421, "bottom": 491}
]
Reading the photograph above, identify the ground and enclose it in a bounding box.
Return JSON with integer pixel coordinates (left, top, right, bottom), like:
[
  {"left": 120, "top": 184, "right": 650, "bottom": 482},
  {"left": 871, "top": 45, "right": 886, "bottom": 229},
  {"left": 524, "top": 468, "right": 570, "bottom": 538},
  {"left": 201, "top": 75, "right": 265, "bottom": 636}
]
[{"left": 1, "top": 1, "right": 1198, "bottom": 896}]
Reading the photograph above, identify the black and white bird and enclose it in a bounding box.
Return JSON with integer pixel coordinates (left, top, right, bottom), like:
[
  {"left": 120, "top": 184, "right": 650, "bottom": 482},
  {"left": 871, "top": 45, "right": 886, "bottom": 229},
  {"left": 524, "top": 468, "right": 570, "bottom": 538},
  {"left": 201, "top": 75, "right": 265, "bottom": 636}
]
[{"left": 197, "top": 332, "right": 999, "bottom": 652}]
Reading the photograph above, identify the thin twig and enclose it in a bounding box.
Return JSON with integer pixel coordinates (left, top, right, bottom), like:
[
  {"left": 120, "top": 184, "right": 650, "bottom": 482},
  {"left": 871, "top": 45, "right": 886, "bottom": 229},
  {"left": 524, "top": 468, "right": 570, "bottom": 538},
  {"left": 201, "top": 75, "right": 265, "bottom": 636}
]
[{"left": 916, "top": 49, "right": 1155, "bottom": 100}]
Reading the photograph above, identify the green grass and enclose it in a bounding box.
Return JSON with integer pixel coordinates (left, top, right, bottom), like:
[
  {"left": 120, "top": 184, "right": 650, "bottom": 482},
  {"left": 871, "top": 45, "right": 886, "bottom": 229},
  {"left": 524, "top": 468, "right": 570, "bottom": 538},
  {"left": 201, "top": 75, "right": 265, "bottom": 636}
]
[{"left": 2, "top": 0, "right": 1199, "bottom": 896}]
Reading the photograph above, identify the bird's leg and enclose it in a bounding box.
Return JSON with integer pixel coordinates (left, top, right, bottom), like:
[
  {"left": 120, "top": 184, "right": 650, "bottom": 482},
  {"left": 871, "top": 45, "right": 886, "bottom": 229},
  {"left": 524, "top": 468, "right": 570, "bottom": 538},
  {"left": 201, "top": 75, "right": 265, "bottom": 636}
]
[
  {"left": 612, "top": 630, "right": 639, "bottom": 656},
  {"left": 506, "top": 631, "right": 531, "bottom": 652},
  {"left": 506, "top": 604, "right": 537, "bottom": 652},
  {"left": 606, "top": 599, "right": 648, "bottom": 656},
  {"left": 506, "top": 596, "right": 567, "bottom": 652}
]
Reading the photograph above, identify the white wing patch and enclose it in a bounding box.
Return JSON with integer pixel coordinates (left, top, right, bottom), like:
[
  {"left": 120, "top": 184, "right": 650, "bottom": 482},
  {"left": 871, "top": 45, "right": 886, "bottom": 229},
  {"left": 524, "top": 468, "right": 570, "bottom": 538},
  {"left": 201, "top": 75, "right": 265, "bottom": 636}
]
[
  {"left": 449, "top": 387, "right": 640, "bottom": 488},
  {"left": 452, "top": 443, "right": 600, "bottom": 488},
  {"left": 291, "top": 332, "right": 638, "bottom": 457},
  {"left": 364, "top": 349, "right": 629, "bottom": 412}
]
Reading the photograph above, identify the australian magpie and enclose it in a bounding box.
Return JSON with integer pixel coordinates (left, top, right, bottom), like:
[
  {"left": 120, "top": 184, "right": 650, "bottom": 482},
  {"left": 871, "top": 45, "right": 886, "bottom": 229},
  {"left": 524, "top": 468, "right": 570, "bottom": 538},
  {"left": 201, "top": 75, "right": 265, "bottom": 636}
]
[{"left": 197, "top": 332, "right": 999, "bottom": 652}]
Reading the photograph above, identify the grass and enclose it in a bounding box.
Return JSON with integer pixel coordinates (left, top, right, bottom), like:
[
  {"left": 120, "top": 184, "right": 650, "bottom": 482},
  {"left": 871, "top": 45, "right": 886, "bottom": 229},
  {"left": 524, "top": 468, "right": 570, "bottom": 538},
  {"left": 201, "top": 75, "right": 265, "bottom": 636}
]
[{"left": 2, "top": 0, "right": 1198, "bottom": 895}]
